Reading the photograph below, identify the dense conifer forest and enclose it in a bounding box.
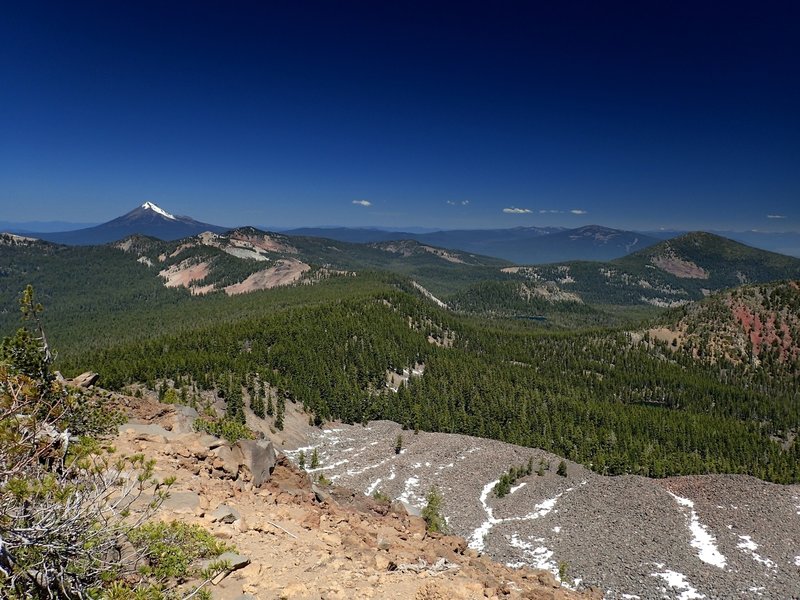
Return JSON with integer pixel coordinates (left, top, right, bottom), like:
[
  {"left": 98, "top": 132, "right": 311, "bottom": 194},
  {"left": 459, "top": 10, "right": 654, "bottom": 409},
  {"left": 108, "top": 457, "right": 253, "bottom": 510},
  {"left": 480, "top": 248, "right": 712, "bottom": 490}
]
[
  {"left": 3, "top": 234, "right": 799, "bottom": 485},
  {"left": 40, "top": 274, "right": 799, "bottom": 485}
]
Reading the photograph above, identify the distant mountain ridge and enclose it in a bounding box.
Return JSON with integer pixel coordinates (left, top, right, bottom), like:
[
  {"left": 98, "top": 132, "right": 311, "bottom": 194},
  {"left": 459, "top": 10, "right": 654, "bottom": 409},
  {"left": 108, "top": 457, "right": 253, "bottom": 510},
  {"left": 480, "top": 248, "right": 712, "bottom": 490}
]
[
  {"left": 20, "top": 202, "right": 230, "bottom": 245},
  {"left": 7, "top": 204, "right": 800, "bottom": 260},
  {"left": 284, "top": 224, "right": 656, "bottom": 263},
  {"left": 442, "top": 232, "right": 800, "bottom": 323}
]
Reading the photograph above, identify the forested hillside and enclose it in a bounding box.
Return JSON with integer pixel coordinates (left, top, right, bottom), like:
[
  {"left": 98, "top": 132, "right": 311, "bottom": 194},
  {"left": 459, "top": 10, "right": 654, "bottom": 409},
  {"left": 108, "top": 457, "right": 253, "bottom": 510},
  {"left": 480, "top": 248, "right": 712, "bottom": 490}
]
[
  {"left": 493, "top": 232, "right": 800, "bottom": 310},
  {"left": 3, "top": 230, "right": 799, "bottom": 486},
  {"left": 655, "top": 280, "right": 800, "bottom": 372},
  {"left": 49, "top": 279, "right": 800, "bottom": 485}
]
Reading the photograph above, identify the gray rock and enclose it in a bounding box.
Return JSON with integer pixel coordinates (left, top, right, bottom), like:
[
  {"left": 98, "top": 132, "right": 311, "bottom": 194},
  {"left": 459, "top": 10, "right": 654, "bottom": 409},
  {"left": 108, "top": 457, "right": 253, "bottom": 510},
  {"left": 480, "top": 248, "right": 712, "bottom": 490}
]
[
  {"left": 161, "top": 491, "right": 200, "bottom": 515},
  {"left": 399, "top": 500, "right": 421, "bottom": 517},
  {"left": 211, "top": 552, "right": 251, "bottom": 584},
  {"left": 218, "top": 551, "right": 250, "bottom": 570},
  {"left": 311, "top": 483, "right": 332, "bottom": 504},
  {"left": 70, "top": 371, "right": 99, "bottom": 388},
  {"left": 210, "top": 504, "right": 241, "bottom": 524},
  {"left": 390, "top": 500, "right": 410, "bottom": 517},
  {"left": 211, "top": 445, "right": 239, "bottom": 476},
  {"left": 232, "top": 439, "right": 276, "bottom": 487},
  {"left": 119, "top": 422, "right": 178, "bottom": 442}
]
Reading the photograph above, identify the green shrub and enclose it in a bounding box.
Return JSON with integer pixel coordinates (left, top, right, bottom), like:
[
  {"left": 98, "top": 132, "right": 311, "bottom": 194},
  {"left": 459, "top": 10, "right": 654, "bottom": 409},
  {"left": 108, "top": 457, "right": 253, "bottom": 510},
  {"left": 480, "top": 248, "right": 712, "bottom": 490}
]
[
  {"left": 421, "top": 486, "right": 447, "bottom": 533},
  {"left": 193, "top": 416, "right": 255, "bottom": 443},
  {"left": 372, "top": 490, "right": 390, "bottom": 503},
  {"left": 128, "top": 521, "right": 232, "bottom": 582},
  {"left": 0, "top": 286, "right": 176, "bottom": 599}
]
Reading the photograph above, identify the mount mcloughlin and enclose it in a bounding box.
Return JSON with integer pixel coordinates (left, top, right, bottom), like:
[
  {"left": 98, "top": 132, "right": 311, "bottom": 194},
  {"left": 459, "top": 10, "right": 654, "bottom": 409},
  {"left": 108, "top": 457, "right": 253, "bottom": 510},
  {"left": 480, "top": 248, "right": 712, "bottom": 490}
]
[{"left": 27, "top": 202, "right": 229, "bottom": 245}]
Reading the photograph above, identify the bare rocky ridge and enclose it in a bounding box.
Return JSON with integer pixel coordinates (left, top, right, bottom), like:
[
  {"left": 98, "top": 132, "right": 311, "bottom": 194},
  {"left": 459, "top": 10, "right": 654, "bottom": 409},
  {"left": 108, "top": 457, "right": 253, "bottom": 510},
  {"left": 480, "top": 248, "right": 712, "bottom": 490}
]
[
  {"left": 110, "top": 393, "right": 590, "bottom": 600},
  {"left": 285, "top": 421, "right": 800, "bottom": 599}
]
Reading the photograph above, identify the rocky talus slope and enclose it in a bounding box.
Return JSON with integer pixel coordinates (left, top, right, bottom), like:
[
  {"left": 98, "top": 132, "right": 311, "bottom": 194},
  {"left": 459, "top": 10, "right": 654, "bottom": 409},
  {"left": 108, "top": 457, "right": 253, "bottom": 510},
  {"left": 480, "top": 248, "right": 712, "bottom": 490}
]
[
  {"left": 284, "top": 421, "right": 800, "bottom": 599},
  {"left": 112, "top": 393, "right": 591, "bottom": 600}
]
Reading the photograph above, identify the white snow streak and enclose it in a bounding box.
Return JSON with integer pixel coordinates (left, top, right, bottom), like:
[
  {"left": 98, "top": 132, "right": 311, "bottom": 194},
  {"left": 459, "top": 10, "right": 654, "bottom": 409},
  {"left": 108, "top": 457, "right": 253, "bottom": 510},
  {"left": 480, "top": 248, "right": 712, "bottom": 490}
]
[
  {"left": 306, "top": 458, "right": 349, "bottom": 473},
  {"left": 397, "top": 476, "right": 422, "bottom": 507},
  {"left": 668, "top": 492, "right": 726, "bottom": 569},
  {"left": 509, "top": 482, "right": 527, "bottom": 494},
  {"left": 469, "top": 479, "right": 581, "bottom": 551},
  {"left": 651, "top": 565, "right": 705, "bottom": 600},
  {"left": 365, "top": 478, "right": 382, "bottom": 496},
  {"left": 507, "top": 533, "right": 555, "bottom": 573},
  {"left": 345, "top": 457, "right": 392, "bottom": 476},
  {"left": 469, "top": 479, "right": 501, "bottom": 551},
  {"left": 736, "top": 535, "right": 776, "bottom": 569}
]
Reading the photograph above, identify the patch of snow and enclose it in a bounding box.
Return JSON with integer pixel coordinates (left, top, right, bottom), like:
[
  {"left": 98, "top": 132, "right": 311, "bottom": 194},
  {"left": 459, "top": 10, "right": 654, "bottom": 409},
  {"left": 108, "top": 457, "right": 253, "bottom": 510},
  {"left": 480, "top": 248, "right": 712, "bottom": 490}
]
[
  {"left": 365, "top": 478, "right": 382, "bottom": 496},
  {"left": 794, "top": 556, "right": 800, "bottom": 567},
  {"left": 469, "top": 479, "right": 501, "bottom": 551},
  {"left": 397, "top": 476, "right": 422, "bottom": 507},
  {"left": 306, "top": 459, "right": 349, "bottom": 473},
  {"left": 284, "top": 445, "right": 314, "bottom": 456},
  {"left": 651, "top": 565, "right": 705, "bottom": 600},
  {"left": 507, "top": 533, "right": 556, "bottom": 573},
  {"left": 737, "top": 535, "right": 776, "bottom": 569},
  {"left": 469, "top": 479, "right": 573, "bottom": 552},
  {"left": 668, "top": 492, "right": 727, "bottom": 569},
  {"left": 345, "top": 457, "right": 392, "bottom": 476},
  {"left": 521, "top": 496, "right": 558, "bottom": 520},
  {"left": 141, "top": 201, "right": 176, "bottom": 220},
  {"left": 509, "top": 482, "right": 526, "bottom": 494},
  {"left": 552, "top": 526, "right": 561, "bottom": 533},
  {"left": 621, "top": 595, "right": 640, "bottom": 599}
]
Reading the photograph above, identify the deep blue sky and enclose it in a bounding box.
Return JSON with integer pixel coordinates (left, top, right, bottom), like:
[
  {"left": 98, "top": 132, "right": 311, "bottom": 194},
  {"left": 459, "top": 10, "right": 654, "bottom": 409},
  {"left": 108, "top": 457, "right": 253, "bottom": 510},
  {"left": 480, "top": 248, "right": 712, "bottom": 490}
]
[{"left": 2, "top": 1, "right": 798, "bottom": 230}]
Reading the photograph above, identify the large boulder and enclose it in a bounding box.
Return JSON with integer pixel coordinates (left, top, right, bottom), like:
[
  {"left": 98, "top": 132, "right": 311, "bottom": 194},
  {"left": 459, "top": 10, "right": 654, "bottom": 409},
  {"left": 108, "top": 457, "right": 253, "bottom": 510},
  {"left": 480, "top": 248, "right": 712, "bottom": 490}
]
[
  {"left": 210, "top": 444, "right": 240, "bottom": 477},
  {"left": 232, "top": 439, "right": 276, "bottom": 487},
  {"left": 208, "top": 439, "right": 276, "bottom": 487},
  {"left": 70, "top": 371, "right": 99, "bottom": 388}
]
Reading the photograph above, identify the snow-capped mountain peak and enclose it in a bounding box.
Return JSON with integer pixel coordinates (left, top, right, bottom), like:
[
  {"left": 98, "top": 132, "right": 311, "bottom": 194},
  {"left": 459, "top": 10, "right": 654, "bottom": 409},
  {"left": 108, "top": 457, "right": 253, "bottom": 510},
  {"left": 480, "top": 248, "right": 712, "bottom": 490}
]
[{"left": 141, "top": 202, "right": 176, "bottom": 220}]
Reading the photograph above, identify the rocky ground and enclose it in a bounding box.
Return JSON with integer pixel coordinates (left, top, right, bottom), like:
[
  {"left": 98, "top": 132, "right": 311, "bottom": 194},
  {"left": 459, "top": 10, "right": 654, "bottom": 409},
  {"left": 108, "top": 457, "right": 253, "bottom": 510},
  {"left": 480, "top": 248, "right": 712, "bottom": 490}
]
[
  {"left": 284, "top": 421, "right": 800, "bottom": 599},
  {"left": 111, "top": 393, "right": 591, "bottom": 600}
]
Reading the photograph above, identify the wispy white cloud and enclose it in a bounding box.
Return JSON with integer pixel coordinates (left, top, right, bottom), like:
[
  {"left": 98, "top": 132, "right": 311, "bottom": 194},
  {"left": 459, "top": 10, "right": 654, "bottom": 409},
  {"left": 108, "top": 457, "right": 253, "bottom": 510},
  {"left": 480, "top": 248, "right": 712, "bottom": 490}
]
[
  {"left": 767, "top": 214, "right": 786, "bottom": 219},
  {"left": 539, "top": 209, "right": 563, "bottom": 214},
  {"left": 503, "top": 207, "right": 532, "bottom": 214},
  {"left": 461, "top": 200, "right": 470, "bottom": 205},
  {"left": 570, "top": 209, "right": 588, "bottom": 215},
  {"left": 446, "top": 200, "right": 471, "bottom": 206},
  {"left": 352, "top": 200, "right": 372, "bottom": 207}
]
